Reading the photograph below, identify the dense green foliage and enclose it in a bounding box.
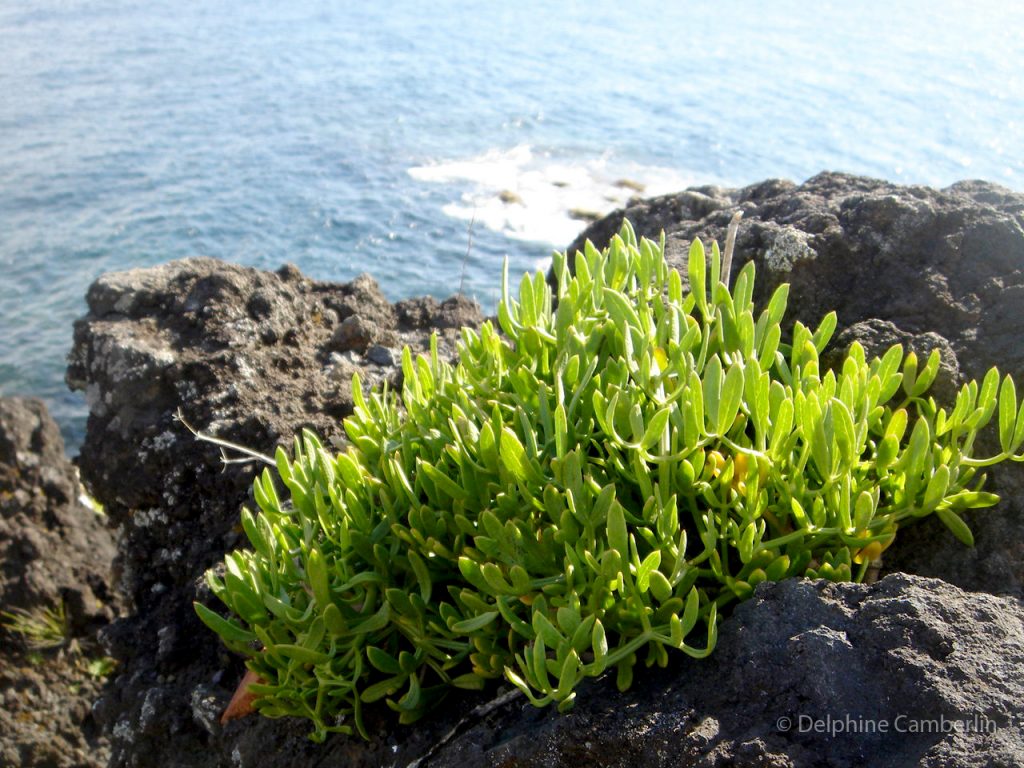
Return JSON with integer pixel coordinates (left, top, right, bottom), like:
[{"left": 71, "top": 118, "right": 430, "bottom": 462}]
[{"left": 197, "top": 222, "right": 1024, "bottom": 741}]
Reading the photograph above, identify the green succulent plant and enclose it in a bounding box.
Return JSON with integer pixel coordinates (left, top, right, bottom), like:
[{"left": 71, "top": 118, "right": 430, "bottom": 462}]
[{"left": 197, "top": 221, "right": 1024, "bottom": 741}]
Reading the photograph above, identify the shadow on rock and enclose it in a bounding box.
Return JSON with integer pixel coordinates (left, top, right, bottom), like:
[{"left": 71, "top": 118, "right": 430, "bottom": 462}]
[{"left": 66, "top": 173, "right": 1024, "bottom": 767}]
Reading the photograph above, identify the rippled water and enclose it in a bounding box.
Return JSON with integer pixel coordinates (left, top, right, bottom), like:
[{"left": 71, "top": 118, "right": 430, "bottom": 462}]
[{"left": 1, "top": 0, "right": 1021, "bottom": 449}]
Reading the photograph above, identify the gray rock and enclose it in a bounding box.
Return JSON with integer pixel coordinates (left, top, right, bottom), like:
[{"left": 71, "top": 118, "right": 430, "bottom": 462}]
[
  {"left": 330, "top": 314, "right": 386, "bottom": 353},
  {"left": 568, "top": 172, "right": 1024, "bottom": 599},
  {"left": 63, "top": 174, "right": 1024, "bottom": 767},
  {"left": 366, "top": 344, "right": 398, "bottom": 366},
  {"left": 189, "top": 685, "right": 223, "bottom": 737},
  {"left": 0, "top": 397, "right": 118, "bottom": 768},
  {"left": 65, "top": 257, "right": 482, "bottom": 768},
  {"left": 325, "top": 352, "right": 362, "bottom": 384},
  {"left": 423, "top": 575, "right": 1024, "bottom": 768},
  {"left": 0, "top": 397, "right": 116, "bottom": 626}
]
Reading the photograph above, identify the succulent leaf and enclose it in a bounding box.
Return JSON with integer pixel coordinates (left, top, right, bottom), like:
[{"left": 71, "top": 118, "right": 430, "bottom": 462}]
[{"left": 195, "top": 221, "right": 1018, "bottom": 741}]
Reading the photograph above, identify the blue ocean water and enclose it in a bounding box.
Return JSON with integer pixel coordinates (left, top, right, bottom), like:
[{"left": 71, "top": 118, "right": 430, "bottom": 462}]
[{"left": 1, "top": 0, "right": 1022, "bottom": 450}]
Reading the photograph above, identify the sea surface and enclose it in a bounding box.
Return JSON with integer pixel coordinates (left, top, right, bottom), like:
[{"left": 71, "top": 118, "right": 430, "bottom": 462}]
[{"left": 1, "top": 0, "right": 1022, "bottom": 450}]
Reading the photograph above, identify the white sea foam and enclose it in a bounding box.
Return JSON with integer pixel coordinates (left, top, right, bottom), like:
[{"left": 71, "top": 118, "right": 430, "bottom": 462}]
[{"left": 409, "top": 145, "right": 693, "bottom": 247}]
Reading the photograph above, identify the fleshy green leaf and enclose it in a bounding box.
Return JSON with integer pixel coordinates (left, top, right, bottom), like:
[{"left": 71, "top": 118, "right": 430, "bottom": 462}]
[{"left": 936, "top": 508, "right": 975, "bottom": 547}]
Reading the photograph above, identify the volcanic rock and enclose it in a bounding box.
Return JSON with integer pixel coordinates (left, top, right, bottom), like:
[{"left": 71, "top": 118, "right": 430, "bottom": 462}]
[
  {"left": 63, "top": 174, "right": 1024, "bottom": 767},
  {"left": 0, "top": 397, "right": 118, "bottom": 767},
  {"left": 568, "top": 172, "right": 1024, "bottom": 598},
  {"left": 65, "top": 258, "right": 482, "bottom": 767}
]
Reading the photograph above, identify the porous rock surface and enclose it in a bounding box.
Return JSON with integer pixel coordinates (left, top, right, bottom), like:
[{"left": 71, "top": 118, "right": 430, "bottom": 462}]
[
  {"left": 0, "top": 397, "right": 118, "bottom": 767},
  {"left": 568, "top": 173, "right": 1024, "bottom": 386},
  {"left": 61, "top": 174, "right": 1024, "bottom": 767},
  {"left": 65, "top": 258, "right": 483, "bottom": 767},
  {"left": 66, "top": 260, "right": 481, "bottom": 609},
  {"left": 569, "top": 172, "right": 1024, "bottom": 598},
  {"left": 422, "top": 574, "right": 1024, "bottom": 768}
]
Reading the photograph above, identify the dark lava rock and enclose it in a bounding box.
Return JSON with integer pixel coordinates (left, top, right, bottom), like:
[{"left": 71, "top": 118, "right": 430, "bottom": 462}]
[
  {"left": 0, "top": 397, "right": 118, "bottom": 768},
  {"left": 329, "top": 315, "right": 398, "bottom": 354},
  {"left": 395, "top": 294, "right": 485, "bottom": 330},
  {"left": 419, "top": 575, "right": 1024, "bottom": 768},
  {"left": 69, "top": 572, "right": 1024, "bottom": 768},
  {"left": 821, "top": 320, "right": 961, "bottom": 404},
  {"left": 568, "top": 172, "right": 1024, "bottom": 599},
  {"left": 65, "top": 258, "right": 482, "bottom": 768},
  {"left": 66, "top": 258, "right": 481, "bottom": 608},
  {"left": 64, "top": 175, "right": 1024, "bottom": 767},
  {"left": 568, "top": 172, "right": 1024, "bottom": 385},
  {"left": 0, "top": 397, "right": 116, "bottom": 627}
]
